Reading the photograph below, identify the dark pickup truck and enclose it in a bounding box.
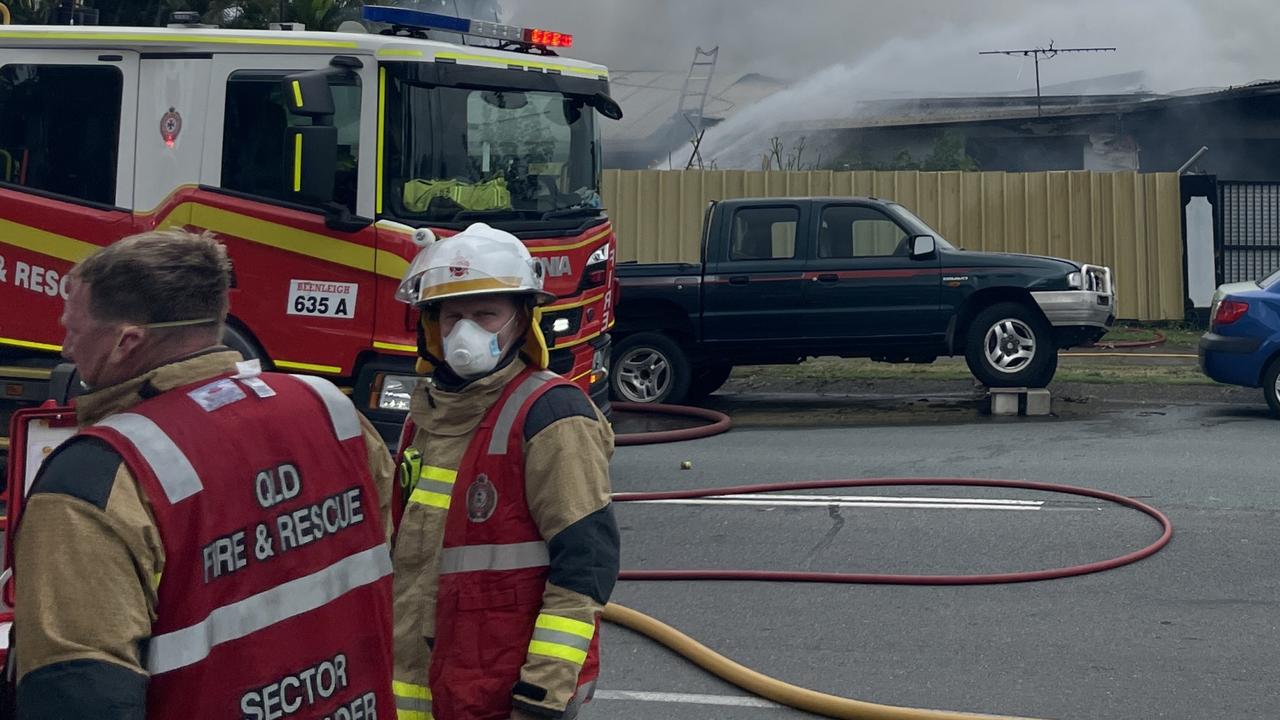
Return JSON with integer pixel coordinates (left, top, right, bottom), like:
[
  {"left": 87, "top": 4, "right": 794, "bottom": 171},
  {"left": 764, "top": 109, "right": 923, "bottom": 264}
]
[{"left": 609, "top": 197, "right": 1115, "bottom": 403}]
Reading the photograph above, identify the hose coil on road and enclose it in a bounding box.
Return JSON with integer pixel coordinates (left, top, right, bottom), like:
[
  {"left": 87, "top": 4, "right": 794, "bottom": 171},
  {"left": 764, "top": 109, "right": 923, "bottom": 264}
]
[{"left": 607, "top": 404, "right": 1173, "bottom": 719}]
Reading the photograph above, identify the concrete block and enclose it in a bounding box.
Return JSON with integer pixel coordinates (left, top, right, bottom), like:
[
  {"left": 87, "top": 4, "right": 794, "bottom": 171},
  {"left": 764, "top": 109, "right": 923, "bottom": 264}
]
[
  {"left": 990, "top": 387, "right": 1025, "bottom": 416},
  {"left": 987, "top": 387, "right": 1052, "bottom": 417},
  {"left": 1025, "top": 389, "right": 1052, "bottom": 416}
]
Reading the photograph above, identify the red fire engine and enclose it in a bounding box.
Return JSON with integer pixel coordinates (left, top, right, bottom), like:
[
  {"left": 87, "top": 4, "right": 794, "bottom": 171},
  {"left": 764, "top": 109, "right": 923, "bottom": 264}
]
[{"left": 0, "top": 5, "right": 621, "bottom": 444}]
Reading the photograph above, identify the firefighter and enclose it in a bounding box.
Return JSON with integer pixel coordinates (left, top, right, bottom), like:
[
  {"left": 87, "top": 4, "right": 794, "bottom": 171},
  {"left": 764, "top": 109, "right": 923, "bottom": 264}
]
[
  {"left": 11, "top": 230, "right": 396, "bottom": 719},
  {"left": 391, "top": 223, "right": 619, "bottom": 720}
]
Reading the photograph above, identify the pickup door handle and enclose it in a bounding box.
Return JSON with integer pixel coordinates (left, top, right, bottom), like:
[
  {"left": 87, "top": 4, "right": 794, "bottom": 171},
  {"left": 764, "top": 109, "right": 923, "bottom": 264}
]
[
  {"left": 815, "top": 273, "right": 839, "bottom": 283},
  {"left": 728, "top": 275, "right": 750, "bottom": 285}
]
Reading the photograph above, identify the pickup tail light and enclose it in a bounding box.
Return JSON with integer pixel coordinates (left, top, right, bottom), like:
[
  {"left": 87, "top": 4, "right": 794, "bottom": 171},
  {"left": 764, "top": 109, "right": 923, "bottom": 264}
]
[{"left": 1214, "top": 299, "right": 1249, "bottom": 326}]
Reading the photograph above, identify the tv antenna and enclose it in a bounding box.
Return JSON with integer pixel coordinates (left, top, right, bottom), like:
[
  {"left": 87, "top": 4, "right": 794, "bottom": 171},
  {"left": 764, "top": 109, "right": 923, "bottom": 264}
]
[{"left": 980, "top": 41, "right": 1116, "bottom": 116}]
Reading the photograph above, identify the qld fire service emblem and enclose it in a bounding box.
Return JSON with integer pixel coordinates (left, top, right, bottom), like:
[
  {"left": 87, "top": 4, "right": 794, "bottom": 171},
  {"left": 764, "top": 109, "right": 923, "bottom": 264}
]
[
  {"left": 467, "top": 475, "right": 497, "bottom": 523},
  {"left": 160, "top": 107, "right": 182, "bottom": 145},
  {"left": 449, "top": 255, "right": 470, "bottom": 278}
]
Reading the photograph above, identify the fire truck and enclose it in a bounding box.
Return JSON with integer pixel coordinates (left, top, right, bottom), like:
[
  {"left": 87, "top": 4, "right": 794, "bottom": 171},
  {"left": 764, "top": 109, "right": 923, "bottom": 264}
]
[{"left": 0, "top": 5, "right": 621, "bottom": 446}]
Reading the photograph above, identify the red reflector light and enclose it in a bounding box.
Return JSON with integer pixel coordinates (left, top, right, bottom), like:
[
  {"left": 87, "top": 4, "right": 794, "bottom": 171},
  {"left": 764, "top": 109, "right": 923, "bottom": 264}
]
[
  {"left": 587, "top": 269, "right": 607, "bottom": 286},
  {"left": 525, "top": 28, "right": 572, "bottom": 47},
  {"left": 1214, "top": 299, "right": 1249, "bottom": 326},
  {"left": 5, "top": 383, "right": 22, "bottom": 397}
]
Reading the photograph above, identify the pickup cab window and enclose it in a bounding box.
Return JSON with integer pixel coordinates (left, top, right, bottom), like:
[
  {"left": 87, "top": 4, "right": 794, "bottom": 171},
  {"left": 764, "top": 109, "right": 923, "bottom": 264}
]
[
  {"left": 819, "top": 205, "right": 909, "bottom": 258},
  {"left": 729, "top": 207, "right": 798, "bottom": 261}
]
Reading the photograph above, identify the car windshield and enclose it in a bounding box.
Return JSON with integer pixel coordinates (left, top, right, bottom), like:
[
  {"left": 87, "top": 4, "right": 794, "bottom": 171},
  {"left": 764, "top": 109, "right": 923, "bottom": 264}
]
[
  {"left": 381, "top": 65, "right": 602, "bottom": 227},
  {"left": 886, "top": 203, "right": 956, "bottom": 250}
]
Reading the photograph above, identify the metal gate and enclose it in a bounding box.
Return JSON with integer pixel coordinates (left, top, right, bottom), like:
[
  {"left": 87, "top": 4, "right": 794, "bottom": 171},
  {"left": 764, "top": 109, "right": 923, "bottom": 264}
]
[{"left": 1218, "top": 181, "right": 1280, "bottom": 284}]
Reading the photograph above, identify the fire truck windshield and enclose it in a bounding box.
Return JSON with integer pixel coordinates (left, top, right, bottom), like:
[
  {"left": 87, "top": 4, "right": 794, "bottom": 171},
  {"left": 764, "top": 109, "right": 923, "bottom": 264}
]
[{"left": 381, "top": 62, "right": 605, "bottom": 229}]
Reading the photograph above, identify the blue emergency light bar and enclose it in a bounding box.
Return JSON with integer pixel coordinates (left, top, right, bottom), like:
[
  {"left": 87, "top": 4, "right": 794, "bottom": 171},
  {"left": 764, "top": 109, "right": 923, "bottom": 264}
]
[{"left": 362, "top": 5, "right": 573, "bottom": 48}]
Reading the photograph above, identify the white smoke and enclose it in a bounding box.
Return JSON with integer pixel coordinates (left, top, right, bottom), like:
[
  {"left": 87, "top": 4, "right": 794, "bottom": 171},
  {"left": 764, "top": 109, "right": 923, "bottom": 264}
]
[{"left": 504, "top": 0, "right": 1280, "bottom": 168}]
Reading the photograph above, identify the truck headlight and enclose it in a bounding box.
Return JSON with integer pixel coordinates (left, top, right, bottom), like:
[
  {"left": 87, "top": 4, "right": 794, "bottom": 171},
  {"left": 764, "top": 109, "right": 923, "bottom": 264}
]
[
  {"left": 1067, "top": 271, "right": 1083, "bottom": 289},
  {"left": 374, "top": 373, "right": 420, "bottom": 411},
  {"left": 586, "top": 244, "right": 610, "bottom": 266}
]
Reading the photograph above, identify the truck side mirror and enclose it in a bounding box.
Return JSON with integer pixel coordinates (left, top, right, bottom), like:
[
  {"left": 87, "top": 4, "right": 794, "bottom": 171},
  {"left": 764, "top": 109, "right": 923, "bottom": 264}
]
[
  {"left": 284, "top": 125, "right": 337, "bottom": 204},
  {"left": 588, "top": 92, "right": 623, "bottom": 121},
  {"left": 282, "top": 70, "right": 336, "bottom": 117},
  {"left": 910, "top": 234, "right": 937, "bottom": 258}
]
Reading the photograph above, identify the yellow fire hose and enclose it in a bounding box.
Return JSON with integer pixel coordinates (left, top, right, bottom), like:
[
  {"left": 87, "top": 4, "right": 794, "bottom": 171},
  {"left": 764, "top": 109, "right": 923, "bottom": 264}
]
[{"left": 603, "top": 603, "right": 1044, "bottom": 720}]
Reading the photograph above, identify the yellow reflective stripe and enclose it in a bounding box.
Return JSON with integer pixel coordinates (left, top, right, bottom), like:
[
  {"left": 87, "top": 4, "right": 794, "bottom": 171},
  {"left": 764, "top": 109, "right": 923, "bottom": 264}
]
[
  {"left": 530, "top": 226, "right": 611, "bottom": 254},
  {"left": 292, "top": 134, "right": 303, "bottom": 192},
  {"left": 393, "top": 681, "right": 430, "bottom": 699},
  {"left": 273, "top": 359, "right": 343, "bottom": 375},
  {"left": 528, "top": 639, "right": 588, "bottom": 666},
  {"left": 0, "top": 29, "right": 359, "bottom": 48},
  {"left": 409, "top": 488, "right": 451, "bottom": 509},
  {"left": 396, "top": 711, "right": 429, "bottom": 720},
  {"left": 0, "top": 336, "right": 62, "bottom": 352},
  {"left": 377, "top": 67, "right": 387, "bottom": 214},
  {"left": 291, "top": 80, "right": 304, "bottom": 108},
  {"left": 434, "top": 51, "right": 607, "bottom": 79},
  {"left": 420, "top": 466, "right": 457, "bottom": 483},
  {"left": 373, "top": 341, "right": 416, "bottom": 354},
  {"left": 546, "top": 291, "right": 606, "bottom": 313},
  {"left": 535, "top": 613, "right": 595, "bottom": 640},
  {"left": 379, "top": 49, "right": 423, "bottom": 58},
  {"left": 0, "top": 217, "right": 100, "bottom": 263}
]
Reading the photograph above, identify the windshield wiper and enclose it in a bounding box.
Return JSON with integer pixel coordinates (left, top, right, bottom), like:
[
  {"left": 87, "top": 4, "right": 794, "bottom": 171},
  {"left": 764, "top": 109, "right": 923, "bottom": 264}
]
[{"left": 541, "top": 206, "right": 604, "bottom": 220}]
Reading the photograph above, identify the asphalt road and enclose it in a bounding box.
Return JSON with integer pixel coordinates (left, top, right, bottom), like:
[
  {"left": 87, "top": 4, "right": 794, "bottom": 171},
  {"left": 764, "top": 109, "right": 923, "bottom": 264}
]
[{"left": 597, "top": 397, "right": 1280, "bottom": 720}]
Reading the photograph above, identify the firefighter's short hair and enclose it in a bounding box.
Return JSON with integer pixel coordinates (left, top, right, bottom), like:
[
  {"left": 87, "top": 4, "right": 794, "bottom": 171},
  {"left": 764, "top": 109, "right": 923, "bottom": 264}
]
[{"left": 71, "top": 229, "right": 232, "bottom": 329}]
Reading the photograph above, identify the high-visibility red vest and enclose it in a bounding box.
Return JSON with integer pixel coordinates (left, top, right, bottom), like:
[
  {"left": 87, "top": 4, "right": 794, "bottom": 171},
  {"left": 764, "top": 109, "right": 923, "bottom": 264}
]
[
  {"left": 417, "top": 369, "right": 601, "bottom": 720},
  {"left": 78, "top": 367, "right": 394, "bottom": 720}
]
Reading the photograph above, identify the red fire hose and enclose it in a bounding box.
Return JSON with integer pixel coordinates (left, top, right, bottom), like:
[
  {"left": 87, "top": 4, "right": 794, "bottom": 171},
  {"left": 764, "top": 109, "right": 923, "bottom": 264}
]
[{"left": 606, "top": 405, "right": 1173, "bottom": 719}]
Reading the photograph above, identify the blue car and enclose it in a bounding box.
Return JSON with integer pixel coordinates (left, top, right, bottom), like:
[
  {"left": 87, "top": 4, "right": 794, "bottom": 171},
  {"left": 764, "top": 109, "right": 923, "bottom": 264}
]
[{"left": 1199, "top": 268, "right": 1280, "bottom": 416}]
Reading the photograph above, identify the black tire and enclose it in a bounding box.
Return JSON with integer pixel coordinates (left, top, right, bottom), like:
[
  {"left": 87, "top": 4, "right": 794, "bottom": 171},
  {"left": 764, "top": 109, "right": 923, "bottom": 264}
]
[
  {"left": 688, "top": 363, "right": 733, "bottom": 400},
  {"left": 964, "top": 302, "right": 1058, "bottom": 388},
  {"left": 1263, "top": 357, "right": 1280, "bottom": 419},
  {"left": 609, "top": 332, "right": 691, "bottom": 404},
  {"left": 222, "top": 323, "right": 266, "bottom": 363}
]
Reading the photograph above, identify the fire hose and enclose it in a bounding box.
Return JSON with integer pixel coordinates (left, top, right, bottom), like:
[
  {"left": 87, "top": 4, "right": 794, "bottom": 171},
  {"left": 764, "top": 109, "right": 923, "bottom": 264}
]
[
  {"left": 0, "top": 3, "right": 11, "bottom": 25},
  {"left": 604, "top": 404, "right": 1173, "bottom": 719}
]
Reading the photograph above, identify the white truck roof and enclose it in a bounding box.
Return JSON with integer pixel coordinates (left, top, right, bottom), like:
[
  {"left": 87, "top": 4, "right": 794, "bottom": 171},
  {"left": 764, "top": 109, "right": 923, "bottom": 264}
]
[{"left": 0, "top": 24, "right": 609, "bottom": 80}]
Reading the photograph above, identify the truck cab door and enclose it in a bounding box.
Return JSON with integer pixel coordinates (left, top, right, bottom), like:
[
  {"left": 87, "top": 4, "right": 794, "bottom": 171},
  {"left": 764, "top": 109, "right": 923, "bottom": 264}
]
[
  {"left": 802, "top": 202, "right": 942, "bottom": 343},
  {"left": 0, "top": 49, "right": 139, "bottom": 351},
  {"left": 197, "top": 53, "right": 379, "bottom": 377},
  {"left": 702, "top": 202, "right": 811, "bottom": 344}
]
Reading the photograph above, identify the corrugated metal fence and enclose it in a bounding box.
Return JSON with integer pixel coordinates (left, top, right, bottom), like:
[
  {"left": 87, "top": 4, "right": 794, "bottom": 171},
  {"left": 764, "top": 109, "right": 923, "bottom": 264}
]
[{"left": 602, "top": 170, "right": 1185, "bottom": 321}]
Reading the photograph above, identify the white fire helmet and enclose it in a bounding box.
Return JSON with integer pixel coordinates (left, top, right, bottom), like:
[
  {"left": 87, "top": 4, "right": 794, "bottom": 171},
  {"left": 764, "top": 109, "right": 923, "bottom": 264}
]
[
  {"left": 396, "top": 223, "right": 556, "bottom": 371},
  {"left": 396, "top": 222, "right": 556, "bottom": 307}
]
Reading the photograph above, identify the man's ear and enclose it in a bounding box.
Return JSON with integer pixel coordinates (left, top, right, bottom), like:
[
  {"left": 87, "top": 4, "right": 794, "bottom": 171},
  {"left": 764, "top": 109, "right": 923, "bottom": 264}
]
[{"left": 115, "top": 325, "right": 148, "bottom": 355}]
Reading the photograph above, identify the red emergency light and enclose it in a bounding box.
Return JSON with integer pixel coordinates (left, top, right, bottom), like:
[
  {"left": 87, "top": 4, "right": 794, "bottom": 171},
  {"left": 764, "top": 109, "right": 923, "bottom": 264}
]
[{"left": 524, "top": 28, "right": 572, "bottom": 48}]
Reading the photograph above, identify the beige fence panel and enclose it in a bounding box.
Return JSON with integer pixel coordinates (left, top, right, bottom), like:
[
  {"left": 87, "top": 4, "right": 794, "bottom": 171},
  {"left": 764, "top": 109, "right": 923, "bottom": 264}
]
[{"left": 602, "top": 169, "right": 1186, "bottom": 321}]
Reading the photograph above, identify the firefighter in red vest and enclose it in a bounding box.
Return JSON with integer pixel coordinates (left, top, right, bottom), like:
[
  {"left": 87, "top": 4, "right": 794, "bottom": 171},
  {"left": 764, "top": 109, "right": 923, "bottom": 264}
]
[
  {"left": 11, "top": 230, "right": 396, "bottom": 719},
  {"left": 390, "top": 223, "right": 619, "bottom": 720}
]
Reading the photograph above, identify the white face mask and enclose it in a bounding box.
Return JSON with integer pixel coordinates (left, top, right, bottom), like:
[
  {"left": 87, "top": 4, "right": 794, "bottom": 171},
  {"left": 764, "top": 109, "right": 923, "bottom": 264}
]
[{"left": 443, "top": 315, "right": 516, "bottom": 378}]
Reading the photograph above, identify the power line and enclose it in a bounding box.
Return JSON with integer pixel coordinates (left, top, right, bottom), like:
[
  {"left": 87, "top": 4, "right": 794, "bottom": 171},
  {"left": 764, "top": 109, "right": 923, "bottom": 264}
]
[{"left": 980, "top": 41, "right": 1116, "bottom": 116}]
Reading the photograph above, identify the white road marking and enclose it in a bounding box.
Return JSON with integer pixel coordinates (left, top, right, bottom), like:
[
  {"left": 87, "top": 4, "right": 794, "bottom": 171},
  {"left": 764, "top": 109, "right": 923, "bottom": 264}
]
[
  {"left": 631, "top": 494, "right": 1043, "bottom": 511},
  {"left": 592, "top": 690, "right": 782, "bottom": 708}
]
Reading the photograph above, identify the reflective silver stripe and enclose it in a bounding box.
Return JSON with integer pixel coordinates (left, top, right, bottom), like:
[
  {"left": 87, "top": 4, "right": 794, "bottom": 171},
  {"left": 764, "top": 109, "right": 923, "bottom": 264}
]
[
  {"left": 487, "top": 371, "right": 558, "bottom": 454},
  {"left": 395, "top": 696, "right": 431, "bottom": 713},
  {"left": 293, "top": 375, "right": 362, "bottom": 441},
  {"left": 531, "top": 627, "right": 593, "bottom": 652},
  {"left": 438, "top": 541, "right": 549, "bottom": 574},
  {"left": 146, "top": 543, "right": 392, "bottom": 675},
  {"left": 96, "top": 413, "right": 202, "bottom": 503},
  {"left": 416, "top": 479, "right": 455, "bottom": 497}
]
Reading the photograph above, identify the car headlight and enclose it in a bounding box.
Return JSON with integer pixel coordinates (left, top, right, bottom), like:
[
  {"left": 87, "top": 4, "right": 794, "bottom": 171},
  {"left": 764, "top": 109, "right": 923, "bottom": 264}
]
[
  {"left": 1067, "top": 271, "right": 1083, "bottom": 289},
  {"left": 374, "top": 373, "right": 420, "bottom": 411}
]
